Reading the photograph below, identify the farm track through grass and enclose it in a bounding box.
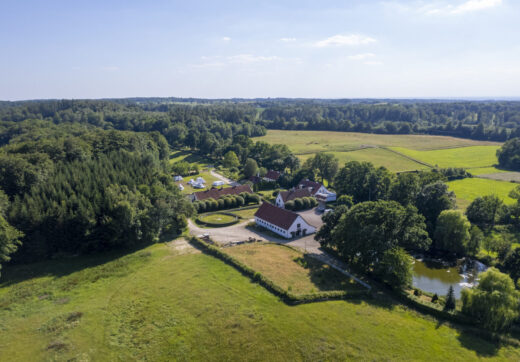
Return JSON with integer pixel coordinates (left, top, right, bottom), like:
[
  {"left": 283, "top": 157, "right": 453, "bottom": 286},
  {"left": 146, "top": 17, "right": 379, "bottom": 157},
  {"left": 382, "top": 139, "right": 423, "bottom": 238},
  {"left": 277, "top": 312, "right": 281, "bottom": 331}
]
[{"left": 1, "top": 242, "right": 520, "bottom": 360}]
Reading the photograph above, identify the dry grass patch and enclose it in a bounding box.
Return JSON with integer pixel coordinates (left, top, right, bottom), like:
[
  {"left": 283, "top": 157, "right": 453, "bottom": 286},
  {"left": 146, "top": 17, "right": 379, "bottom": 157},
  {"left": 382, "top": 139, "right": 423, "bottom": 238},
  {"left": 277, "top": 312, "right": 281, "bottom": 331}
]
[{"left": 223, "top": 243, "right": 363, "bottom": 295}]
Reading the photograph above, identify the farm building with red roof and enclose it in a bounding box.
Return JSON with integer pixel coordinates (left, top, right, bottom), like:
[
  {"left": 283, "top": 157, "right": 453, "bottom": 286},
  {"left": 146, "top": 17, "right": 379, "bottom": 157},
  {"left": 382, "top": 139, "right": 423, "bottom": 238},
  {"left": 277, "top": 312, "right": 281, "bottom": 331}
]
[{"left": 254, "top": 202, "right": 316, "bottom": 239}]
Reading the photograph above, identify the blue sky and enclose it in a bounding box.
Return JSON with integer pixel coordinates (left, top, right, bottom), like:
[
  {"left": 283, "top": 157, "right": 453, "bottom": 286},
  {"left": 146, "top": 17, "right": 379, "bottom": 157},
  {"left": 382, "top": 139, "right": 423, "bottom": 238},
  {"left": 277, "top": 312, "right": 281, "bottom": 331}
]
[{"left": 1, "top": 0, "right": 519, "bottom": 100}]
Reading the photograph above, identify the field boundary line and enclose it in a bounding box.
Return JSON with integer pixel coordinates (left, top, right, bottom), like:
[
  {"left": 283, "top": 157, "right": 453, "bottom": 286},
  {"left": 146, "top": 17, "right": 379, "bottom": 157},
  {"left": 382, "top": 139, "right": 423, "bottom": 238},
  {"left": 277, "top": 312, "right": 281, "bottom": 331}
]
[{"left": 381, "top": 147, "right": 434, "bottom": 169}]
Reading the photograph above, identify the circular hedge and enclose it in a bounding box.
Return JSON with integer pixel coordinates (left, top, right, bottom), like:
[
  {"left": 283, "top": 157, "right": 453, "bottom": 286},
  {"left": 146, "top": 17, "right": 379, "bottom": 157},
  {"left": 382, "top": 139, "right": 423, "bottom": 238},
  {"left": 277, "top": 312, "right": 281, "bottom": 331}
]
[{"left": 197, "top": 212, "right": 239, "bottom": 227}]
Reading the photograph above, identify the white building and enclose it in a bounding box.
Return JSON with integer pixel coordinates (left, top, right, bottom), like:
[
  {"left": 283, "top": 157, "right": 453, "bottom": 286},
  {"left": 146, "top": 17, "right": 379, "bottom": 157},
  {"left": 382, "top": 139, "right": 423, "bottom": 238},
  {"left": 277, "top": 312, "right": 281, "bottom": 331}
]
[
  {"left": 297, "top": 179, "right": 336, "bottom": 202},
  {"left": 174, "top": 175, "right": 183, "bottom": 181},
  {"left": 275, "top": 188, "right": 312, "bottom": 209},
  {"left": 254, "top": 202, "right": 316, "bottom": 239}
]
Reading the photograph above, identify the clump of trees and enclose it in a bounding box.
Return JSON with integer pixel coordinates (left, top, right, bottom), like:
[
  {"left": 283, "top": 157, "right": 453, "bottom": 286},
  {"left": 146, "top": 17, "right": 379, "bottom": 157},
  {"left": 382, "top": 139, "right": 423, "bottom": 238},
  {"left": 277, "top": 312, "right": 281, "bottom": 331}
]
[
  {"left": 497, "top": 138, "right": 520, "bottom": 170},
  {"left": 461, "top": 268, "right": 520, "bottom": 332},
  {"left": 171, "top": 161, "right": 200, "bottom": 176},
  {"left": 284, "top": 197, "right": 318, "bottom": 211}
]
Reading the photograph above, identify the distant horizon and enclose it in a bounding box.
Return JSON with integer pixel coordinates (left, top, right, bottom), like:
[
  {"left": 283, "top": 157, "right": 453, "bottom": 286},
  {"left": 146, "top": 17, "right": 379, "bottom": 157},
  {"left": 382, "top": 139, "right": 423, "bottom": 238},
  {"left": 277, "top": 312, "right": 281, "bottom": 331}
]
[
  {"left": 2, "top": 1, "right": 519, "bottom": 100},
  {"left": 3, "top": 96, "right": 520, "bottom": 102}
]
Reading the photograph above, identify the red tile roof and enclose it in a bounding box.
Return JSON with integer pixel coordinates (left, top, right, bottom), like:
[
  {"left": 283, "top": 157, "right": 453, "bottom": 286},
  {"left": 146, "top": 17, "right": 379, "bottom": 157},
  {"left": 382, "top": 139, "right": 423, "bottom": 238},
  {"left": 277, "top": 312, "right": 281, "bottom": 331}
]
[
  {"left": 254, "top": 202, "right": 299, "bottom": 230},
  {"left": 279, "top": 188, "right": 312, "bottom": 202},
  {"left": 298, "top": 179, "right": 323, "bottom": 195},
  {"left": 264, "top": 170, "right": 281, "bottom": 181},
  {"left": 193, "top": 185, "right": 253, "bottom": 201}
]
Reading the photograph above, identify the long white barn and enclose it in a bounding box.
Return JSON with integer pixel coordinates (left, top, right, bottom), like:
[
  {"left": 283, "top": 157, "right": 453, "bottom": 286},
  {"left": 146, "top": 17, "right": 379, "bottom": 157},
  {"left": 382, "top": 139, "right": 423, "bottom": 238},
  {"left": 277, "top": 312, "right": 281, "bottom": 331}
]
[{"left": 254, "top": 202, "right": 316, "bottom": 239}]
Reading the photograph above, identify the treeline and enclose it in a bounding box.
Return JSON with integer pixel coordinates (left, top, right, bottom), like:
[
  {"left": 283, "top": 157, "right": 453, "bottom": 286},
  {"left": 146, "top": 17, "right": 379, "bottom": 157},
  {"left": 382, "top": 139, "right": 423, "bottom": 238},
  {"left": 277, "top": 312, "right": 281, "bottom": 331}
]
[
  {"left": 0, "top": 124, "right": 193, "bottom": 267},
  {"left": 259, "top": 101, "right": 520, "bottom": 141}
]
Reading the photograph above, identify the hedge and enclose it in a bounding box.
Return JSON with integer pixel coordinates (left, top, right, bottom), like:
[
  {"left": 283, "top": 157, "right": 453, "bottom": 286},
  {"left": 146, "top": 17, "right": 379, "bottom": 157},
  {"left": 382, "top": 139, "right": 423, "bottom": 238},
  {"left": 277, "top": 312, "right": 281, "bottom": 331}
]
[
  {"left": 188, "top": 236, "right": 369, "bottom": 304},
  {"left": 285, "top": 196, "right": 318, "bottom": 211},
  {"left": 193, "top": 193, "right": 259, "bottom": 213}
]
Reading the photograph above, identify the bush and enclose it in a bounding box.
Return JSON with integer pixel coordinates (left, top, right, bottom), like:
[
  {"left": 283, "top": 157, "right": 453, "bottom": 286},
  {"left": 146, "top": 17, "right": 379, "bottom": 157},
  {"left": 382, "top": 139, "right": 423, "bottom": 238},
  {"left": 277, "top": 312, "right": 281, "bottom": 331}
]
[
  {"left": 337, "top": 195, "right": 354, "bottom": 208},
  {"left": 294, "top": 198, "right": 303, "bottom": 210},
  {"left": 217, "top": 198, "right": 225, "bottom": 209},
  {"left": 210, "top": 199, "right": 219, "bottom": 211},
  {"left": 414, "top": 288, "right": 422, "bottom": 297},
  {"left": 236, "top": 196, "right": 245, "bottom": 207},
  {"left": 285, "top": 200, "right": 295, "bottom": 210},
  {"left": 310, "top": 197, "right": 318, "bottom": 207},
  {"left": 204, "top": 199, "right": 213, "bottom": 211},
  {"left": 431, "top": 293, "right": 439, "bottom": 303},
  {"left": 223, "top": 197, "right": 232, "bottom": 208}
]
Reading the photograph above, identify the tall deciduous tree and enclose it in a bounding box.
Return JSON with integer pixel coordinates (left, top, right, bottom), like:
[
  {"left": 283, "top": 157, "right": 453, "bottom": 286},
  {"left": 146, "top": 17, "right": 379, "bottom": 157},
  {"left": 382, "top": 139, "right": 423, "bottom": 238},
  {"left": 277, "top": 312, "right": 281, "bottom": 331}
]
[
  {"left": 434, "top": 210, "right": 471, "bottom": 255},
  {"left": 416, "top": 181, "right": 455, "bottom": 235},
  {"left": 461, "top": 267, "right": 520, "bottom": 332}
]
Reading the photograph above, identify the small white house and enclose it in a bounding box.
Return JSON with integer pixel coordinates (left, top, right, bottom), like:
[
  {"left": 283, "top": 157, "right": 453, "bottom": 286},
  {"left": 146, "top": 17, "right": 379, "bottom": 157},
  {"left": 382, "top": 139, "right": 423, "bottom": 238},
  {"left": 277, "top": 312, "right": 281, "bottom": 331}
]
[
  {"left": 196, "top": 177, "right": 206, "bottom": 184},
  {"left": 174, "top": 175, "right": 183, "bottom": 182},
  {"left": 212, "top": 180, "right": 225, "bottom": 187},
  {"left": 298, "top": 179, "right": 336, "bottom": 202},
  {"left": 254, "top": 202, "right": 316, "bottom": 239}
]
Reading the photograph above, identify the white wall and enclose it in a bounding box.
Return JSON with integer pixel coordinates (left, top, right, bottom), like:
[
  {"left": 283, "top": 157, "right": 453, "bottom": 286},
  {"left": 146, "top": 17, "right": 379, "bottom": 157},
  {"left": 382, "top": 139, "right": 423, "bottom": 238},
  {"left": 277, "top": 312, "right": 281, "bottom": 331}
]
[
  {"left": 275, "top": 194, "right": 284, "bottom": 208},
  {"left": 254, "top": 215, "right": 316, "bottom": 239}
]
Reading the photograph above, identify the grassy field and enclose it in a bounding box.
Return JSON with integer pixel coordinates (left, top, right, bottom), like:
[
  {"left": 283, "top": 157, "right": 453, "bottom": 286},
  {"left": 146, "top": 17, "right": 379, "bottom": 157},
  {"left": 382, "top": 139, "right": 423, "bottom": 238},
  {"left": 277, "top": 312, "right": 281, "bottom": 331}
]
[
  {"left": 230, "top": 207, "right": 259, "bottom": 219},
  {"left": 254, "top": 130, "right": 500, "bottom": 153},
  {"left": 177, "top": 170, "right": 229, "bottom": 195},
  {"left": 448, "top": 178, "right": 517, "bottom": 209},
  {"left": 223, "top": 243, "right": 363, "bottom": 295},
  {"left": 390, "top": 146, "right": 501, "bottom": 169},
  {"left": 198, "top": 213, "right": 237, "bottom": 224},
  {"left": 169, "top": 150, "right": 210, "bottom": 167},
  {"left": 1, "top": 241, "right": 519, "bottom": 361},
  {"left": 298, "top": 147, "right": 430, "bottom": 172}
]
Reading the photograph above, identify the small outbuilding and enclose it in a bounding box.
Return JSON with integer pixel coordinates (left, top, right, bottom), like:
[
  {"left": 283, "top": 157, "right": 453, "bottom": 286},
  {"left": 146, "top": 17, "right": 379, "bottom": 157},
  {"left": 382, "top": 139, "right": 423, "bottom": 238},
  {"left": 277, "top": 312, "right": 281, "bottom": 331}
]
[
  {"left": 212, "top": 180, "right": 225, "bottom": 187},
  {"left": 174, "top": 175, "right": 183, "bottom": 181}
]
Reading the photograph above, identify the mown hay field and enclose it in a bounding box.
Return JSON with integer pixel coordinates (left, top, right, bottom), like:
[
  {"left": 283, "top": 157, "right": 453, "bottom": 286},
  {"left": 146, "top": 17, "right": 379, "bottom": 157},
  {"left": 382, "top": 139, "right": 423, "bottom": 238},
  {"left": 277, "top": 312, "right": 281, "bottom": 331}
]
[{"left": 1, "top": 242, "right": 519, "bottom": 360}]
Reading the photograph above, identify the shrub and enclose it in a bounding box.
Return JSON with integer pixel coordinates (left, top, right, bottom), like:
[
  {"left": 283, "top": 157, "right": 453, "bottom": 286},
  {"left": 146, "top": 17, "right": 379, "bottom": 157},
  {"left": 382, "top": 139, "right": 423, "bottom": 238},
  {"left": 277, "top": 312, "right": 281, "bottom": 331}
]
[
  {"left": 337, "top": 194, "right": 354, "bottom": 208},
  {"left": 302, "top": 197, "right": 311, "bottom": 209},
  {"left": 210, "top": 199, "right": 219, "bottom": 211},
  {"left": 310, "top": 197, "right": 318, "bottom": 207},
  {"left": 248, "top": 193, "right": 260, "bottom": 204},
  {"left": 223, "top": 197, "right": 232, "bottom": 208},
  {"left": 414, "top": 288, "right": 421, "bottom": 297},
  {"left": 294, "top": 198, "right": 303, "bottom": 210},
  {"left": 431, "top": 293, "right": 439, "bottom": 303},
  {"left": 204, "top": 199, "right": 213, "bottom": 211},
  {"left": 285, "top": 200, "right": 295, "bottom": 210},
  {"left": 236, "top": 196, "right": 245, "bottom": 207},
  {"left": 217, "top": 198, "right": 225, "bottom": 209}
]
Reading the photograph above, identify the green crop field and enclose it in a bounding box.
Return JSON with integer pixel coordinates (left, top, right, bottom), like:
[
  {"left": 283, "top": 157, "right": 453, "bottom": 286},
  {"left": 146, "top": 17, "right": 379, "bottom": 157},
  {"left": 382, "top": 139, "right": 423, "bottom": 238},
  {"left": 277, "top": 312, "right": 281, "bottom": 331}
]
[
  {"left": 1, "top": 241, "right": 518, "bottom": 361},
  {"left": 298, "top": 147, "right": 430, "bottom": 172},
  {"left": 390, "top": 146, "right": 501, "bottom": 169},
  {"left": 448, "top": 178, "right": 518, "bottom": 209}
]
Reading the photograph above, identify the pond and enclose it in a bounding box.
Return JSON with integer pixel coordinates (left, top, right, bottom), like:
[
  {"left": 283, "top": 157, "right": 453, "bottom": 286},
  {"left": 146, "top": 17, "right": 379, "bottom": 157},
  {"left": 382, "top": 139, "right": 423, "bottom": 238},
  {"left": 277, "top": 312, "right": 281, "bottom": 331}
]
[{"left": 412, "top": 257, "right": 487, "bottom": 299}]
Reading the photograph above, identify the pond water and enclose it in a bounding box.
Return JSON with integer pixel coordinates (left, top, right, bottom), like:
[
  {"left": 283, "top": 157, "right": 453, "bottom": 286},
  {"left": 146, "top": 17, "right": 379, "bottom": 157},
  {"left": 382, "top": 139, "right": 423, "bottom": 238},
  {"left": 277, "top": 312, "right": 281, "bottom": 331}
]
[{"left": 412, "top": 257, "right": 487, "bottom": 299}]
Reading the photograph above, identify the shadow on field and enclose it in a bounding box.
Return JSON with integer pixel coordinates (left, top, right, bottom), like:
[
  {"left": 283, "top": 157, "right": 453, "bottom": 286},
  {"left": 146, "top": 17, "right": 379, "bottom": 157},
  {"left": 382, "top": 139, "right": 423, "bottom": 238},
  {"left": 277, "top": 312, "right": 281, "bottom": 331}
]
[
  {"left": 457, "top": 331, "right": 500, "bottom": 357},
  {"left": 0, "top": 244, "right": 149, "bottom": 288}
]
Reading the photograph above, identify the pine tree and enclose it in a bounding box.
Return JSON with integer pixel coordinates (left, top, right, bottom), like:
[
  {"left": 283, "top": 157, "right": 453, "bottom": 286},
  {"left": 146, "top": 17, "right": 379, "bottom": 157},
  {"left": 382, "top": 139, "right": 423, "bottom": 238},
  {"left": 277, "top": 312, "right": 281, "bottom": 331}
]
[{"left": 444, "top": 285, "right": 456, "bottom": 311}]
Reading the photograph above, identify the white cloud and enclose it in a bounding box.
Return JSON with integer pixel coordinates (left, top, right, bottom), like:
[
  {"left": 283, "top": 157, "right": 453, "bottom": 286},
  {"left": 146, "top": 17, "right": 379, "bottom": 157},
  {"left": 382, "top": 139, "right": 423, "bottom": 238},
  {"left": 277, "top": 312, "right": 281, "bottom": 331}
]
[
  {"left": 222, "top": 36, "right": 231, "bottom": 42},
  {"left": 421, "top": 0, "right": 502, "bottom": 15},
  {"left": 347, "top": 53, "right": 376, "bottom": 60},
  {"left": 227, "top": 54, "right": 280, "bottom": 64},
  {"left": 280, "top": 37, "right": 296, "bottom": 42},
  {"left": 314, "top": 34, "right": 376, "bottom": 47},
  {"left": 190, "top": 54, "right": 286, "bottom": 69},
  {"left": 364, "top": 60, "right": 384, "bottom": 66}
]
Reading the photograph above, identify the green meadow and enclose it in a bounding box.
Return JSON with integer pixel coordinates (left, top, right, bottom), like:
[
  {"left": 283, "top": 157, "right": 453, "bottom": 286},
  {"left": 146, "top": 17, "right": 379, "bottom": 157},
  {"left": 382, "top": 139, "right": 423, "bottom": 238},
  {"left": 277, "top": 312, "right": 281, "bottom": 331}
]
[
  {"left": 448, "top": 178, "right": 517, "bottom": 209},
  {"left": 1, "top": 241, "right": 519, "bottom": 361},
  {"left": 390, "top": 145, "right": 501, "bottom": 169}
]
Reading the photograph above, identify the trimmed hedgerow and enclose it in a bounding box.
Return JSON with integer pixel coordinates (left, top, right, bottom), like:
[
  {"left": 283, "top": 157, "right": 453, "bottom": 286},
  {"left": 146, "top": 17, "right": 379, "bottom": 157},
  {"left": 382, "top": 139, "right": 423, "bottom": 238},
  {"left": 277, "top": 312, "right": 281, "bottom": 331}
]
[{"left": 193, "top": 192, "right": 260, "bottom": 213}]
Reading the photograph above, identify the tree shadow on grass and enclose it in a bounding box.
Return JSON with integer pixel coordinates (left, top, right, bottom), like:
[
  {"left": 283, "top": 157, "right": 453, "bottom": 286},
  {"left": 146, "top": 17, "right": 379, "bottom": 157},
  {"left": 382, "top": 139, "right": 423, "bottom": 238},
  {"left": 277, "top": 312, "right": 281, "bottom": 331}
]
[
  {"left": 457, "top": 331, "right": 500, "bottom": 357},
  {"left": 0, "top": 244, "right": 151, "bottom": 288}
]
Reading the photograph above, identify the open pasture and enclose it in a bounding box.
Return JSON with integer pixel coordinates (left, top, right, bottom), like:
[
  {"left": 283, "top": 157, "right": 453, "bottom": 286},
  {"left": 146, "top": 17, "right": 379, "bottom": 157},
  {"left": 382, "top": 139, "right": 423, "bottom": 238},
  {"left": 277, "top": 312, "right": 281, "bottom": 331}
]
[
  {"left": 390, "top": 145, "right": 501, "bottom": 169},
  {"left": 298, "top": 147, "right": 429, "bottom": 172},
  {"left": 448, "top": 178, "right": 517, "bottom": 209},
  {"left": 1, "top": 242, "right": 518, "bottom": 360},
  {"left": 255, "top": 130, "right": 500, "bottom": 153}
]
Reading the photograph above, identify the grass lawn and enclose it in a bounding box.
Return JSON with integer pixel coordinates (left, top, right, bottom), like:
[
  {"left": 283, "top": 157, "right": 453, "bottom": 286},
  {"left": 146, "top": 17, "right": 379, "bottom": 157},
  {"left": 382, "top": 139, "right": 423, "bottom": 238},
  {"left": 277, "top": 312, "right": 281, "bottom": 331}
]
[
  {"left": 254, "top": 130, "right": 500, "bottom": 153},
  {"left": 1, "top": 242, "right": 519, "bottom": 360},
  {"left": 298, "top": 147, "right": 429, "bottom": 172},
  {"left": 169, "top": 149, "right": 210, "bottom": 167},
  {"left": 390, "top": 145, "right": 501, "bottom": 169},
  {"left": 178, "top": 170, "right": 229, "bottom": 195},
  {"left": 198, "top": 213, "right": 237, "bottom": 224},
  {"left": 448, "top": 178, "right": 517, "bottom": 209},
  {"left": 229, "top": 207, "right": 259, "bottom": 219},
  {"left": 223, "top": 243, "right": 363, "bottom": 295}
]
